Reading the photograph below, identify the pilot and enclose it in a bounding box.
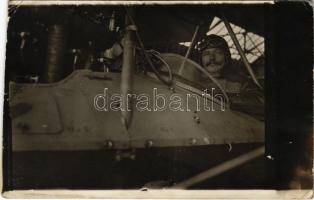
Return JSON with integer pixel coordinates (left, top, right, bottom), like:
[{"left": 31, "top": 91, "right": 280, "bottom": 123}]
[
  {"left": 199, "top": 34, "right": 247, "bottom": 94},
  {"left": 199, "top": 34, "right": 264, "bottom": 119}
]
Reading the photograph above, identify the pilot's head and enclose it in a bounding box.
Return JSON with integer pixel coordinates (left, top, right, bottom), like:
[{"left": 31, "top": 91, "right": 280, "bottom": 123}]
[{"left": 199, "top": 34, "right": 231, "bottom": 77}]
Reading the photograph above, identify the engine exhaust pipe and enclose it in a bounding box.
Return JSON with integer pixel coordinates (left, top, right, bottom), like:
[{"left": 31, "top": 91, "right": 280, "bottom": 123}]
[{"left": 43, "top": 24, "right": 67, "bottom": 83}]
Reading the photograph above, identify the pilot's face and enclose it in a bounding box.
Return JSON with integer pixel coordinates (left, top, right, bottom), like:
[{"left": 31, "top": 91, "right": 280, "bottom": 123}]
[{"left": 201, "top": 47, "right": 225, "bottom": 77}]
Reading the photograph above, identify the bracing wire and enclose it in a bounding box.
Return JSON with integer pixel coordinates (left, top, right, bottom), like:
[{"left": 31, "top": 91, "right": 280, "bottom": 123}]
[{"left": 124, "top": 7, "right": 173, "bottom": 86}]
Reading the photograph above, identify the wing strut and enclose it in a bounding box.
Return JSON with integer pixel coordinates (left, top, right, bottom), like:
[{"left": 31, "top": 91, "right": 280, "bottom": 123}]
[
  {"left": 171, "top": 146, "right": 265, "bottom": 189},
  {"left": 221, "top": 14, "right": 263, "bottom": 90}
]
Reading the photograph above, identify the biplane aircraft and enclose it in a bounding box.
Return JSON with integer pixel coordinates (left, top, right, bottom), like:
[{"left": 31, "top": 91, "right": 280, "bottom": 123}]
[{"left": 5, "top": 4, "right": 268, "bottom": 189}]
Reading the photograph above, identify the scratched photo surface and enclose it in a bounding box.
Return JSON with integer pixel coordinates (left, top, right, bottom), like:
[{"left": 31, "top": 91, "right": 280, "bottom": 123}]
[{"left": 3, "top": 3, "right": 312, "bottom": 191}]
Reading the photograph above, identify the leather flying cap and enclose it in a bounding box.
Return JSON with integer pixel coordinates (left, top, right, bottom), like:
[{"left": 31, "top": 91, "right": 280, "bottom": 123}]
[{"left": 198, "top": 34, "right": 231, "bottom": 66}]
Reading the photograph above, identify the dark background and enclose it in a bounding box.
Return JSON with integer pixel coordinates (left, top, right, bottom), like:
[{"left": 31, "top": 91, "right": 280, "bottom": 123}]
[{"left": 265, "top": 1, "right": 313, "bottom": 189}]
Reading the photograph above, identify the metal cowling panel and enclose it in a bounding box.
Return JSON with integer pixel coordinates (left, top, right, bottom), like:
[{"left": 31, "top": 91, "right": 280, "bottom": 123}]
[{"left": 9, "top": 70, "right": 264, "bottom": 151}]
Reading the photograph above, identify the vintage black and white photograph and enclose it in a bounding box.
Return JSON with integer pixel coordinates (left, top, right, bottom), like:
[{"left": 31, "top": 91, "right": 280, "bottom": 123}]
[{"left": 2, "top": 0, "right": 313, "bottom": 198}]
